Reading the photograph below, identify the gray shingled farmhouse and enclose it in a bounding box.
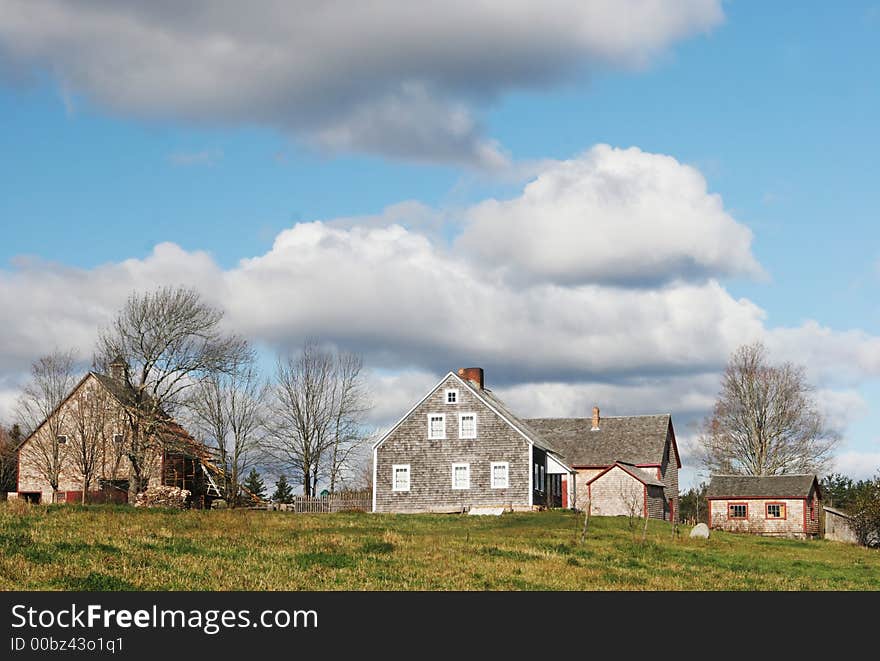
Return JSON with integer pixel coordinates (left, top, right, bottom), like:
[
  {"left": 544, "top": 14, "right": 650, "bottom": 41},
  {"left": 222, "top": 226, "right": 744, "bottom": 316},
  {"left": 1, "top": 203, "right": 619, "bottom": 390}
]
[
  {"left": 372, "top": 367, "right": 681, "bottom": 521},
  {"left": 707, "top": 474, "right": 822, "bottom": 538}
]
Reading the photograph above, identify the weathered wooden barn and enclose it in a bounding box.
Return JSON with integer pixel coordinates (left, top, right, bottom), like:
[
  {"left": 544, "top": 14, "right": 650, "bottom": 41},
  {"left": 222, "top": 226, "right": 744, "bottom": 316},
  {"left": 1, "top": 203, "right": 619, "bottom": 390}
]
[
  {"left": 13, "top": 358, "right": 217, "bottom": 507},
  {"left": 707, "top": 474, "right": 822, "bottom": 539}
]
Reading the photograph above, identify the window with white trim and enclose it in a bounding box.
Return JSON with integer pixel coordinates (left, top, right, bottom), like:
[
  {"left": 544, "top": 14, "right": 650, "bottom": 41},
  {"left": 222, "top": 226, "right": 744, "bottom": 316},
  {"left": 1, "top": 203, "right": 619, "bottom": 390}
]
[
  {"left": 452, "top": 463, "right": 470, "bottom": 490},
  {"left": 491, "top": 462, "right": 509, "bottom": 489},
  {"left": 56, "top": 434, "right": 68, "bottom": 445},
  {"left": 459, "top": 413, "right": 477, "bottom": 439},
  {"left": 113, "top": 433, "right": 124, "bottom": 445},
  {"left": 427, "top": 413, "right": 445, "bottom": 439},
  {"left": 534, "top": 463, "right": 539, "bottom": 491},
  {"left": 392, "top": 464, "right": 411, "bottom": 492},
  {"left": 445, "top": 389, "right": 459, "bottom": 404},
  {"left": 539, "top": 464, "right": 545, "bottom": 492}
]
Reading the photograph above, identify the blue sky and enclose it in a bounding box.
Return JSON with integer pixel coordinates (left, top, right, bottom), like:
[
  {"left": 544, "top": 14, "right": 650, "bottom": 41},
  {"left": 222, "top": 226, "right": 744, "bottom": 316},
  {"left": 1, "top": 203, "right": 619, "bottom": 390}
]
[{"left": 1, "top": 1, "right": 879, "bottom": 488}]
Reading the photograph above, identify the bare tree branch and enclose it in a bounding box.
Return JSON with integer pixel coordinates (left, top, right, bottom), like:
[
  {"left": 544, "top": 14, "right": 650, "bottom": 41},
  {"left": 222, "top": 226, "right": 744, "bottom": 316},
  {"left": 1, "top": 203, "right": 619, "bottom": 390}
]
[
  {"left": 15, "top": 350, "right": 79, "bottom": 498},
  {"left": 264, "top": 340, "right": 372, "bottom": 497},
  {"left": 97, "top": 286, "right": 245, "bottom": 501},
  {"left": 698, "top": 342, "right": 839, "bottom": 477}
]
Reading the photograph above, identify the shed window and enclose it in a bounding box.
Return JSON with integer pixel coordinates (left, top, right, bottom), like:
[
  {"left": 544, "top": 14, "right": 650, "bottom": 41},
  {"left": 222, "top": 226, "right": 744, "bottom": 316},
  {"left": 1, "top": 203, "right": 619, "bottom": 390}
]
[
  {"left": 766, "top": 503, "right": 785, "bottom": 519},
  {"left": 729, "top": 503, "right": 747, "bottom": 519},
  {"left": 427, "top": 414, "right": 445, "bottom": 440},
  {"left": 392, "top": 464, "right": 410, "bottom": 492},
  {"left": 491, "top": 462, "right": 509, "bottom": 489}
]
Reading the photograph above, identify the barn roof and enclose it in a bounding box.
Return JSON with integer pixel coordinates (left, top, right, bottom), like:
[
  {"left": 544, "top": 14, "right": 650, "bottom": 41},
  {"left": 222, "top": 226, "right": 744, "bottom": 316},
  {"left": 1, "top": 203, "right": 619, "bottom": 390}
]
[
  {"left": 525, "top": 415, "right": 675, "bottom": 468},
  {"left": 707, "top": 474, "right": 819, "bottom": 499}
]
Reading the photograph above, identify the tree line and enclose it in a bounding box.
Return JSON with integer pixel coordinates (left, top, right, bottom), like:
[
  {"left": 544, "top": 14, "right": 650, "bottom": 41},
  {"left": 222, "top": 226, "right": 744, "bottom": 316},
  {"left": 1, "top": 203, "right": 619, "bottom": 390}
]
[{"left": 6, "top": 285, "right": 373, "bottom": 506}]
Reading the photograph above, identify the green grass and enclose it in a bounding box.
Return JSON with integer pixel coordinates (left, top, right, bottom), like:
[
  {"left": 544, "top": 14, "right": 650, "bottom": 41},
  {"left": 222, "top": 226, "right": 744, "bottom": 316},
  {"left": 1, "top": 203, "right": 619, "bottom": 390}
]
[{"left": 1, "top": 503, "right": 878, "bottom": 590}]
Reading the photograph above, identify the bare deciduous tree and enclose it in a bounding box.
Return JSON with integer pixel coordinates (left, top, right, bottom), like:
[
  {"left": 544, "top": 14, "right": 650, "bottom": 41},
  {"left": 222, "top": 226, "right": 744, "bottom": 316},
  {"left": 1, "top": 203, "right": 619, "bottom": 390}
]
[
  {"left": 265, "top": 341, "right": 371, "bottom": 497},
  {"left": 187, "top": 344, "right": 266, "bottom": 506},
  {"left": 67, "top": 381, "right": 114, "bottom": 504},
  {"left": 98, "top": 286, "right": 245, "bottom": 501},
  {"left": 327, "top": 352, "right": 371, "bottom": 492},
  {"left": 0, "top": 425, "right": 20, "bottom": 495},
  {"left": 698, "top": 342, "right": 839, "bottom": 477},
  {"left": 16, "top": 350, "right": 79, "bottom": 501}
]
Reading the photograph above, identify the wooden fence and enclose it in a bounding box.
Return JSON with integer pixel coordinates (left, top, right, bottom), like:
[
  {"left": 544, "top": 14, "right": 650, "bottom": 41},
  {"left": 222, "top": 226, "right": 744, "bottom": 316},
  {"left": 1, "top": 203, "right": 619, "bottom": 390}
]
[{"left": 284, "top": 490, "right": 372, "bottom": 513}]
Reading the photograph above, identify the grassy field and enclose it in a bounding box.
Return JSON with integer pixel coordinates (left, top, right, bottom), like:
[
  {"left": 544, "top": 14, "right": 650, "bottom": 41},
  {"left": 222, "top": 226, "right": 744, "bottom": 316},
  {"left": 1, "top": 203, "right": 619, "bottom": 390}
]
[{"left": 1, "top": 503, "right": 878, "bottom": 590}]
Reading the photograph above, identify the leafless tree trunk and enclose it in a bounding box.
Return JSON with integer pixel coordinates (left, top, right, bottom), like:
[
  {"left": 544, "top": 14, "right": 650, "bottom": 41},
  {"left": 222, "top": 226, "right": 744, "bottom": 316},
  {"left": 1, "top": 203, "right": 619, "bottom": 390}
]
[
  {"left": 579, "top": 498, "right": 592, "bottom": 544},
  {"left": 617, "top": 481, "right": 644, "bottom": 533},
  {"left": 265, "top": 341, "right": 371, "bottom": 497},
  {"left": 16, "top": 350, "right": 79, "bottom": 501},
  {"left": 187, "top": 344, "right": 266, "bottom": 506},
  {"left": 68, "top": 382, "right": 112, "bottom": 504},
  {"left": 97, "top": 286, "right": 246, "bottom": 502},
  {"left": 0, "top": 426, "right": 18, "bottom": 495},
  {"left": 698, "top": 342, "right": 839, "bottom": 476},
  {"left": 328, "top": 352, "right": 371, "bottom": 493}
]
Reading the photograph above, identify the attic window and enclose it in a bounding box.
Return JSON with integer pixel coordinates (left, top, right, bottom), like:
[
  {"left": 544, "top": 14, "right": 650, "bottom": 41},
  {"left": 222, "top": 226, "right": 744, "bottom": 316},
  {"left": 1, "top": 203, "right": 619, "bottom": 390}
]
[
  {"left": 56, "top": 435, "right": 68, "bottom": 445},
  {"left": 445, "top": 389, "right": 458, "bottom": 404}
]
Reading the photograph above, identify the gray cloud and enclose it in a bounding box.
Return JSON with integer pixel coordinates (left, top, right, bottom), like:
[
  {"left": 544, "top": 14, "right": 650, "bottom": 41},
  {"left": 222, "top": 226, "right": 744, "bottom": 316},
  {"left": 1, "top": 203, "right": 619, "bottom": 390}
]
[{"left": 0, "top": 0, "right": 723, "bottom": 165}]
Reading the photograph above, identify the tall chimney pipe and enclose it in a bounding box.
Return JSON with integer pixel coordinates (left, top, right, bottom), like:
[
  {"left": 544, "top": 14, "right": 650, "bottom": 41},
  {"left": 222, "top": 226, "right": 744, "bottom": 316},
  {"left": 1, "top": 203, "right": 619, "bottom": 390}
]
[{"left": 591, "top": 406, "right": 600, "bottom": 431}]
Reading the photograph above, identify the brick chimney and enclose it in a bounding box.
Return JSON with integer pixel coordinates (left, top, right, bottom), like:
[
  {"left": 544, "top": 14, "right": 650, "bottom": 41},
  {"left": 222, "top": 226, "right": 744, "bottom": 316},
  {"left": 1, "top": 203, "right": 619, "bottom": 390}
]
[
  {"left": 109, "top": 355, "right": 127, "bottom": 383},
  {"left": 458, "top": 367, "right": 484, "bottom": 390},
  {"left": 591, "top": 406, "right": 600, "bottom": 431}
]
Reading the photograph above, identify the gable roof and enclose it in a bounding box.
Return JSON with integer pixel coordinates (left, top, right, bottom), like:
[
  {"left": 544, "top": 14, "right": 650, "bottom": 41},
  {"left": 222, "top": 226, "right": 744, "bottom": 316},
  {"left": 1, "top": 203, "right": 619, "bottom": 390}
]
[
  {"left": 706, "top": 474, "right": 820, "bottom": 499},
  {"left": 525, "top": 414, "right": 676, "bottom": 468},
  {"left": 372, "top": 371, "right": 571, "bottom": 470},
  {"left": 588, "top": 461, "right": 665, "bottom": 488},
  {"left": 17, "top": 371, "right": 198, "bottom": 455}
]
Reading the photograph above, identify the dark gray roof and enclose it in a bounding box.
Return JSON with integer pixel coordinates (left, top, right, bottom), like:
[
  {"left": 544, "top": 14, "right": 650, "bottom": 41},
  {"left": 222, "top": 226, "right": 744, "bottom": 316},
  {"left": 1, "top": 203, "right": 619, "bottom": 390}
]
[
  {"left": 823, "top": 506, "right": 850, "bottom": 518},
  {"left": 707, "top": 474, "right": 819, "bottom": 499},
  {"left": 524, "top": 415, "right": 672, "bottom": 467},
  {"left": 91, "top": 372, "right": 137, "bottom": 407},
  {"left": 479, "top": 388, "right": 562, "bottom": 458}
]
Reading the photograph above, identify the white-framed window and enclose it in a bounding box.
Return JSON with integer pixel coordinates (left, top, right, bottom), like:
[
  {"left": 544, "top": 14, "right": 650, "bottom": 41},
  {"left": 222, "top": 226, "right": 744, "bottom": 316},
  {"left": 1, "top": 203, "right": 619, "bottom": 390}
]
[
  {"left": 491, "top": 461, "right": 509, "bottom": 489},
  {"left": 392, "top": 464, "right": 411, "bottom": 492},
  {"left": 445, "top": 389, "right": 459, "bottom": 404},
  {"left": 534, "top": 463, "right": 539, "bottom": 491},
  {"left": 56, "top": 434, "right": 68, "bottom": 445},
  {"left": 452, "top": 463, "right": 470, "bottom": 490},
  {"left": 427, "top": 413, "right": 446, "bottom": 439},
  {"left": 459, "top": 412, "right": 477, "bottom": 439},
  {"left": 113, "top": 433, "right": 124, "bottom": 445},
  {"left": 539, "top": 465, "right": 545, "bottom": 491}
]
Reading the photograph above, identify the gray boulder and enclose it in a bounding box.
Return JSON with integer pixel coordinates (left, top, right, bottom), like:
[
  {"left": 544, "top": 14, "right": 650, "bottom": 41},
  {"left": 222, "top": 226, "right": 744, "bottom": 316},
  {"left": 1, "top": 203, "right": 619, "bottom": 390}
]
[{"left": 689, "top": 523, "right": 710, "bottom": 539}]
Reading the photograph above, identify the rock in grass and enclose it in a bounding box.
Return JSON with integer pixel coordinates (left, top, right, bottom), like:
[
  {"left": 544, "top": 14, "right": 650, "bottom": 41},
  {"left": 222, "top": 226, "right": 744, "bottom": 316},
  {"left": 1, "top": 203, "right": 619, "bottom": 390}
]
[{"left": 689, "top": 523, "right": 710, "bottom": 539}]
